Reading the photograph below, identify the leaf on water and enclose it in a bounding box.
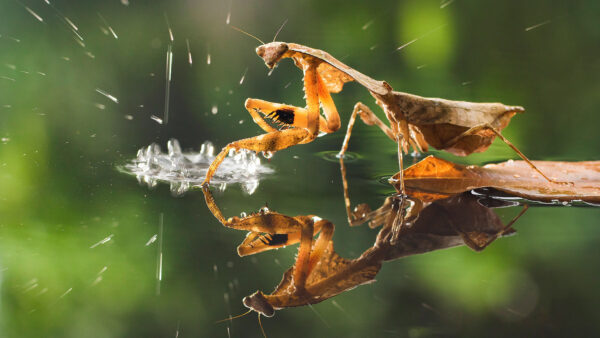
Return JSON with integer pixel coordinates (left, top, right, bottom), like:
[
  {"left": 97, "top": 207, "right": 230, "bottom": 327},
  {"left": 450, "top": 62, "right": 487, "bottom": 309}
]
[{"left": 396, "top": 156, "right": 600, "bottom": 203}]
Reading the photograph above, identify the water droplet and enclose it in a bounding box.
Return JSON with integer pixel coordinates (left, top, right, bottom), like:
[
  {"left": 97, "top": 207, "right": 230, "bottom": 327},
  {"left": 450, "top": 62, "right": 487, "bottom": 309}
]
[
  {"left": 200, "top": 141, "right": 215, "bottom": 157},
  {"left": 261, "top": 151, "right": 274, "bottom": 159},
  {"left": 242, "top": 179, "right": 259, "bottom": 195},
  {"left": 211, "top": 105, "right": 218, "bottom": 115},
  {"left": 150, "top": 115, "right": 163, "bottom": 124},
  {"left": 170, "top": 181, "right": 190, "bottom": 196},
  {"left": 167, "top": 139, "right": 182, "bottom": 157},
  {"left": 240, "top": 212, "right": 247, "bottom": 218}
]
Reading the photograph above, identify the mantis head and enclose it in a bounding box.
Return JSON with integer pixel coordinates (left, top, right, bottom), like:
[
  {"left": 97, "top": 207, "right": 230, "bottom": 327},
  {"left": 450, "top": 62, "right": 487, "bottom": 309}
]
[
  {"left": 243, "top": 291, "right": 275, "bottom": 317},
  {"left": 256, "top": 42, "right": 289, "bottom": 69}
]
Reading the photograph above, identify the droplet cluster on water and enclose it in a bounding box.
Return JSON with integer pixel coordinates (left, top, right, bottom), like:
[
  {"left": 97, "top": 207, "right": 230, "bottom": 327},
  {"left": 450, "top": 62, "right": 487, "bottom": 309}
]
[{"left": 121, "top": 139, "right": 273, "bottom": 196}]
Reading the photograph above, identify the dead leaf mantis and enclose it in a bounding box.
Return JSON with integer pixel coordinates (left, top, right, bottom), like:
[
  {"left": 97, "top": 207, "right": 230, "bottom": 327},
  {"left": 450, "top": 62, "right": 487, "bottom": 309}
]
[{"left": 202, "top": 41, "right": 566, "bottom": 189}]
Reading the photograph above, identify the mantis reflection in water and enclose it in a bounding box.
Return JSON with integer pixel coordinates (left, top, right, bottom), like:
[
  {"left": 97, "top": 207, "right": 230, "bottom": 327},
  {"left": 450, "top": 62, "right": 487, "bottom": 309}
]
[{"left": 201, "top": 157, "right": 528, "bottom": 318}]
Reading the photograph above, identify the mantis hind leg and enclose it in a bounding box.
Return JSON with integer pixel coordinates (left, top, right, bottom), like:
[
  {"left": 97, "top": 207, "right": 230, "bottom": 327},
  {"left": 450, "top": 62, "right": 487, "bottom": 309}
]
[
  {"left": 454, "top": 204, "right": 529, "bottom": 251},
  {"left": 440, "top": 123, "right": 571, "bottom": 185},
  {"left": 338, "top": 102, "right": 428, "bottom": 158},
  {"left": 338, "top": 102, "right": 396, "bottom": 157}
]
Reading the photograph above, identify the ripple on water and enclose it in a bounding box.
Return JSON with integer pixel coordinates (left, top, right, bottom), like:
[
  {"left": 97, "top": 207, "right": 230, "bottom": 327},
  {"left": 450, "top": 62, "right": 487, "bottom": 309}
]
[{"left": 317, "top": 150, "right": 361, "bottom": 163}]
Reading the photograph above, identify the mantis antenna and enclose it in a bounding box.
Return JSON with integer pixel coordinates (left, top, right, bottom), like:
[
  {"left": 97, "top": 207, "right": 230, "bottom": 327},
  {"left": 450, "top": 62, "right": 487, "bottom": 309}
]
[
  {"left": 229, "top": 25, "right": 265, "bottom": 45},
  {"left": 214, "top": 309, "right": 253, "bottom": 324},
  {"left": 272, "top": 19, "right": 288, "bottom": 42}
]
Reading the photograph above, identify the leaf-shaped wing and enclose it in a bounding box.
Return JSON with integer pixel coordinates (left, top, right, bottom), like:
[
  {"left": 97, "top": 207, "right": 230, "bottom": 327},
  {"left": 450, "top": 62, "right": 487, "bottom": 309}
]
[{"left": 288, "top": 43, "right": 390, "bottom": 95}]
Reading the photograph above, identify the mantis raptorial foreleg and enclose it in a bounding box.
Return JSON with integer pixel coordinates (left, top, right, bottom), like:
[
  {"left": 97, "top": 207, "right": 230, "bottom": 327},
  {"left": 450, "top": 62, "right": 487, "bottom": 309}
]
[
  {"left": 439, "top": 123, "right": 570, "bottom": 185},
  {"left": 202, "top": 127, "right": 311, "bottom": 186},
  {"left": 245, "top": 63, "right": 341, "bottom": 134},
  {"left": 202, "top": 184, "right": 334, "bottom": 290},
  {"left": 314, "top": 71, "right": 341, "bottom": 133},
  {"left": 245, "top": 96, "right": 339, "bottom": 136},
  {"left": 203, "top": 61, "right": 343, "bottom": 186},
  {"left": 244, "top": 98, "right": 306, "bottom": 133},
  {"left": 202, "top": 64, "right": 320, "bottom": 186}
]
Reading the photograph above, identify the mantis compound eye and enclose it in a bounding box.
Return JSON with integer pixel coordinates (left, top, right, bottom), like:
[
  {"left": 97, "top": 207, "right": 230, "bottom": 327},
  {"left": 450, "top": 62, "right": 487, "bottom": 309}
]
[{"left": 256, "top": 45, "right": 266, "bottom": 58}]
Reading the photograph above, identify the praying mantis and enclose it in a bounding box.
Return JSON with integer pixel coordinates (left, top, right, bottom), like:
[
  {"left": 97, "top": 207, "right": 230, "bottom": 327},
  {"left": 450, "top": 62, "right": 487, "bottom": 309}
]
[{"left": 202, "top": 41, "right": 566, "bottom": 190}]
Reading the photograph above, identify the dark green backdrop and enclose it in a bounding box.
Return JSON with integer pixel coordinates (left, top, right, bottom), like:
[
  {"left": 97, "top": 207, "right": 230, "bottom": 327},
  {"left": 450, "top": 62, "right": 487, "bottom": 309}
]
[{"left": 0, "top": 0, "right": 599, "bottom": 337}]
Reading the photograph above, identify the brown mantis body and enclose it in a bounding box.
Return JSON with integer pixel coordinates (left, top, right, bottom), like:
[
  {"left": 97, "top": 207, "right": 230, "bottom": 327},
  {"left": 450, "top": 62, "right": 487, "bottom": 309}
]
[{"left": 202, "top": 42, "right": 563, "bottom": 188}]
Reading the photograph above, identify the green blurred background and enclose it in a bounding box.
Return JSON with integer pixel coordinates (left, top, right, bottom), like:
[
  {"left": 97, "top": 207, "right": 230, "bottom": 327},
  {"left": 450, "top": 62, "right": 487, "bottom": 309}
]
[{"left": 1, "top": 0, "right": 599, "bottom": 337}]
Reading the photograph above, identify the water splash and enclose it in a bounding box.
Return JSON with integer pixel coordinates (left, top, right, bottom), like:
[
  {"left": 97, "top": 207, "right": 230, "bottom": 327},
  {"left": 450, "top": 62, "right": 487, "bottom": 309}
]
[
  {"left": 525, "top": 20, "right": 551, "bottom": 32},
  {"left": 97, "top": 13, "right": 118, "bottom": 39},
  {"left": 95, "top": 88, "right": 118, "bottom": 103},
  {"left": 164, "top": 44, "right": 173, "bottom": 124},
  {"left": 120, "top": 139, "right": 273, "bottom": 195},
  {"left": 24, "top": 7, "right": 44, "bottom": 22},
  {"left": 186, "top": 38, "right": 193, "bottom": 65},
  {"left": 239, "top": 67, "right": 248, "bottom": 85}
]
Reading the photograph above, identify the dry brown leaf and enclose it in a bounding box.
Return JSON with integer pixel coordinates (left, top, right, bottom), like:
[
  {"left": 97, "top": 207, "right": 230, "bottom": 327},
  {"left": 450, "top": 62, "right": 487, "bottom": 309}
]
[{"left": 396, "top": 156, "right": 600, "bottom": 203}]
